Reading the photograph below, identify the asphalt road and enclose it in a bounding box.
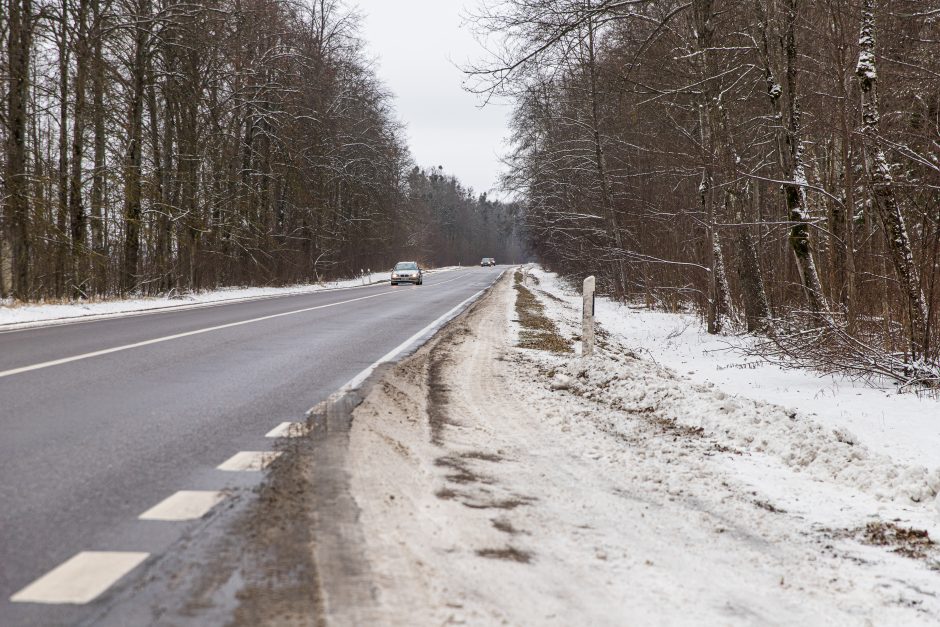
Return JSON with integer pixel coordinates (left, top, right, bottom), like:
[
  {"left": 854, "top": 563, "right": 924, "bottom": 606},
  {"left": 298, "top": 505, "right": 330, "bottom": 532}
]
[{"left": 0, "top": 266, "right": 504, "bottom": 626}]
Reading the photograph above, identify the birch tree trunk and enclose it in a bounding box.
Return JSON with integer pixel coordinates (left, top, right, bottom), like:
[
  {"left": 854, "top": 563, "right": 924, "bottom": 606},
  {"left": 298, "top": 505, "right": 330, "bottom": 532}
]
[
  {"left": 755, "top": 0, "right": 830, "bottom": 318},
  {"left": 856, "top": 0, "right": 929, "bottom": 360},
  {"left": 693, "top": 0, "right": 733, "bottom": 334}
]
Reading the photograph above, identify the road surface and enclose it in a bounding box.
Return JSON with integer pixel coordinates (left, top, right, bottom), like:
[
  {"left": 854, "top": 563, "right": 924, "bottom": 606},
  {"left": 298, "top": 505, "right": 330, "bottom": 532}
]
[{"left": 0, "top": 266, "right": 503, "bottom": 626}]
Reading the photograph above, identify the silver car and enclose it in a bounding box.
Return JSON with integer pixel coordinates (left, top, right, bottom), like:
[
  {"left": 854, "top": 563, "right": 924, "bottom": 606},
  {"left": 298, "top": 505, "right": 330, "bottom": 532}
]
[{"left": 390, "top": 261, "right": 423, "bottom": 285}]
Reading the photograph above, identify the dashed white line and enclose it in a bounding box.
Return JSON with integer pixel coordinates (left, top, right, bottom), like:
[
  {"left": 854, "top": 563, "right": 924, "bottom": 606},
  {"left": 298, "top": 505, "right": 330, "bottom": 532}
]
[
  {"left": 217, "top": 451, "right": 282, "bottom": 471},
  {"left": 138, "top": 490, "right": 227, "bottom": 521},
  {"left": 265, "top": 422, "right": 306, "bottom": 438},
  {"left": 10, "top": 551, "right": 149, "bottom": 605}
]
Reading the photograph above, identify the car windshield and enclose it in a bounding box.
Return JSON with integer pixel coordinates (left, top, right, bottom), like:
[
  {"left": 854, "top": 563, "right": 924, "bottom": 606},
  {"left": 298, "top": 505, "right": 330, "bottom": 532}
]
[{"left": 394, "top": 262, "right": 418, "bottom": 270}]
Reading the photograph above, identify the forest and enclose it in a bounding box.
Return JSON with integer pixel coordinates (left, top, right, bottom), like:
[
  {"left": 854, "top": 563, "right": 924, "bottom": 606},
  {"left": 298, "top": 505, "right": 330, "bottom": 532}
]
[
  {"left": 470, "top": 0, "right": 940, "bottom": 385},
  {"left": 0, "top": 0, "right": 522, "bottom": 301}
]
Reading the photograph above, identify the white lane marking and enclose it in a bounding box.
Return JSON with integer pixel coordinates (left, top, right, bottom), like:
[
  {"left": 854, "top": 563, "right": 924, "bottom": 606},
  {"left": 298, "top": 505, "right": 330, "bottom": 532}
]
[
  {"left": 217, "top": 451, "right": 282, "bottom": 471},
  {"left": 138, "top": 490, "right": 227, "bottom": 521},
  {"left": 265, "top": 422, "right": 306, "bottom": 438},
  {"left": 0, "top": 268, "right": 471, "bottom": 334},
  {"left": 0, "top": 291, "right": 399, "bottom": 380},
  {"left": 0, "top": 271, "right": 476, "bottom": 379},
  {"left": 330, "top": 269, "right": 505, "bottom": 397},
  {"left": 10, "top": 551, "right": 149, "bottom": 605}
]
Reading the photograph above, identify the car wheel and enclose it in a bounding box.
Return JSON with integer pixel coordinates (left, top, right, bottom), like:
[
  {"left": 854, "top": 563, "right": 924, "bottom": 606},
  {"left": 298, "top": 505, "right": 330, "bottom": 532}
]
[{"left": 391, "top": 281, "right": 396, "bottom": 286}]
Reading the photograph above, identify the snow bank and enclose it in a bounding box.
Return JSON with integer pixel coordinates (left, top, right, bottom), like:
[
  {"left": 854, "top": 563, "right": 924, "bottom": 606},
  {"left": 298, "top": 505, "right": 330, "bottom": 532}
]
[{"left": 525, "top": 267, "right": 940, "bottom": 506}]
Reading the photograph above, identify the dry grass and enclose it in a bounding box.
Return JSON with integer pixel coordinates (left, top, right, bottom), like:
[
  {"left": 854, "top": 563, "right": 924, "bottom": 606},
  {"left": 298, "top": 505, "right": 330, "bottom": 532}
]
[{"left": 514, "top": 271, "right": 572, "bottom": 353}]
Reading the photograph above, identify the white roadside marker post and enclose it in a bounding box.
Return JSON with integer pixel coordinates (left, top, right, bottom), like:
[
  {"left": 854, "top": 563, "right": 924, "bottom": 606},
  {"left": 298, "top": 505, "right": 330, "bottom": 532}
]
[{"left": 583, "top": 275, "right": 595, "bottom": 357}]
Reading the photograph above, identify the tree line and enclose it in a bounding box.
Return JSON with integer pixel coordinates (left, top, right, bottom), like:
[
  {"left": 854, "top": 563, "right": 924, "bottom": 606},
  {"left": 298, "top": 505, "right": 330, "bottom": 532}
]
[
  {"left": 0, "top": 0, "right": 522, "bottom": 301},
  {"left": 469, "top": 0, "right": 940, "bottom": 383}
]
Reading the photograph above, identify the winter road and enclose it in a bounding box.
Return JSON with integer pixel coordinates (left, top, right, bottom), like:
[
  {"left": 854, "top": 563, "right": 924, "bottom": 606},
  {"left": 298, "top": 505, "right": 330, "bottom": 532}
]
[{"left": 0, "top": 266, "right": 503, "bottom": 626}]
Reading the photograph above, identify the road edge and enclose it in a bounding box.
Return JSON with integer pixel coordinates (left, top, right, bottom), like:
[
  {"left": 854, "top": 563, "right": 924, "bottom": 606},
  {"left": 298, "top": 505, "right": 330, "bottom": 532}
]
[{"left": 305, "top": 269, "right": 511, "bottom": 623}]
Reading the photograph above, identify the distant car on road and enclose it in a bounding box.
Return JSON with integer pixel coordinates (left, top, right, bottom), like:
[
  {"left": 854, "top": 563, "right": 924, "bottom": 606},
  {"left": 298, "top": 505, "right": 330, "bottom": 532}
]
[
  {"left": 391, "top": 261, "right": 423, "bottom": 285},
  {"left": 480, "top": 257, "right": 496, "bottom": 267}
]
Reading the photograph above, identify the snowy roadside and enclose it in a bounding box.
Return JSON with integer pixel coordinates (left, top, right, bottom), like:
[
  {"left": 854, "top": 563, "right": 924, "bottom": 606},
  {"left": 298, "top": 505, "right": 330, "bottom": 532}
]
[
  {"left": 341, "top": 266, "right": 940, "bottom": 625},
  {"left": 524, "top": 266, "right": 940, "bottom": 615},
  {"left": 592, "top": 287, "right": 940, "bottom": 476},
  {"left": 530, "top": 265, "right": 940, "bottom": 506},
  {"left": 0, "top": 266, "right": 463, "bottom": 330}
]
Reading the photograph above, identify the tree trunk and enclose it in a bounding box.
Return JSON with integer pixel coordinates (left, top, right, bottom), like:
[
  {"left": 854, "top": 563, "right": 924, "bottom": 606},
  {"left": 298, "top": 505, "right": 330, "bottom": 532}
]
[
  {"left": 856, "top": 0, "right": 929, "bottom": 360},
  {"left": 146, "top": 61, "right": 171, "bottom": 293},
  {"left": 89, "top": 0, "right": 107, "bottom": 292},
  {"left": 694, "top": 0, "right": 733, "bottom": 334},
  {"left": 122, "top": 0, "right": 148, "bottom": 293},
  {"left": 731, "top": 190, "right": 771, "bottom": 332},
  {"left": 755, "top": 0, "right": 830, "bottom": 318},
  {"left": 586, "top": 11, "right": 626, "bottom": 297},
  {"left": 69, "top": 0, "right": 90, "bottom": 297},
  {"left": 5, "top": 0, "right": 33, "bottom": 300},
  {"left": 56, "top": 0, "right": 71, "bottom": 297}
]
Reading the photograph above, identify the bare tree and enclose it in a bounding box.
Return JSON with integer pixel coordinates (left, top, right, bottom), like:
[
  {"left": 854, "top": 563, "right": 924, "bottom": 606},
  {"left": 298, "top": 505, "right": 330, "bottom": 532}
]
[{"left": 856, "top": 0, "right": 929, "bottom": 361}]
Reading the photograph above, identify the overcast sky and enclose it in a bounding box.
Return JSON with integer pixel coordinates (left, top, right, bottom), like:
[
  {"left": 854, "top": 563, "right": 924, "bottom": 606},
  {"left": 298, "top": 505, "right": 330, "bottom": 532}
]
[{"left": 355, "top": 0, "right": 511, "bottom": 198}]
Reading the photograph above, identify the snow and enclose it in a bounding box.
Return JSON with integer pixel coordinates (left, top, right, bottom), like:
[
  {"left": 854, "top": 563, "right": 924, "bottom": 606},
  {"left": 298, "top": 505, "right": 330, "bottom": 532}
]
[
  {"left": 856, "top": 50, "right": 877, "bottom": 81},
  {"left": 516, "top": 267, "right": 940, "bottom": 618},
  {"left": 0, "top": 266, "right": 463, "bottom": 329},
  {"left": 524, "top": 267, "right": 940, "bottom": 499},
  {"left": 344, "top": 267, "right": 940, "bottom": 624},
  {"left": 594, "top": 298, "right": 940, "bottom": 475}
]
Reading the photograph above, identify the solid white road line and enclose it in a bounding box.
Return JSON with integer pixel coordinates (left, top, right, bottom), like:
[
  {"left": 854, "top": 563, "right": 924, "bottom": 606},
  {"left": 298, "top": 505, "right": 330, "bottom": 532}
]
[
  {"left": 0, "top": 290, "right": 399, "bottom": 380},
  {"left": 331, "top": 270, "right": 505, "bottom": 396},
  {"left": 138, "top": 490, "right": 227, "bottom": 521},
  {"left": 0, "top": 272, "right": 476, "bottom": 380},
  {"left": 265, "top": 422, "right": 306, "bottom": 438},
  {"left": 10, "top": 551, "right": 149, "bottom": 605},
  {"left": 0, "top": 267, "right": 469, "bottom": 334},
  {"left": 217, "top": 451, "right": 282, "bottom": 471}
]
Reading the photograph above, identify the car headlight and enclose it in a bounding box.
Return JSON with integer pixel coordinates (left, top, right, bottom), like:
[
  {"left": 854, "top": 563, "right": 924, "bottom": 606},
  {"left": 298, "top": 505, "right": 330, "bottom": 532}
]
[{"left": 392, "top": 273, "right": 399, "bottom": 278}]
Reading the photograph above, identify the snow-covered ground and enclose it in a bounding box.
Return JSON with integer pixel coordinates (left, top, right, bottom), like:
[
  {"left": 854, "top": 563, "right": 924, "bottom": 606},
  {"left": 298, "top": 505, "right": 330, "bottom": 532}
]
[
  {"left": 594, "top": 295, "right": 940, "bottom": 476},
  {"left": 528, "top": 266, "right": 940, "bottom": 617},
  {"left": 342, "top": 266, "right": 940, "bottom": 625},
  {"left": 0, "top": 266, "right": 463, "bottom": 329}
]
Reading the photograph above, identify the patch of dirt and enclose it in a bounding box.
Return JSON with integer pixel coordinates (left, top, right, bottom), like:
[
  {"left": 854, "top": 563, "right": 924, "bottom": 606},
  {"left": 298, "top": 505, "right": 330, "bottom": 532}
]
[
  {"left": 475, "top": 547, "right": 533, "bottom": 563},
  {"left": 435, "top": 454, "right": 491, "bottom": 485},
  {"left": 461, "top": 451, "right": 503, "bottom": 462},
  {"left": 491, "top": 518, "right": 522, "bottom": 535},
  {"left": 859, "top": 521, "right": 936, "bottom": 561},
  {"left": 514, "top": 271, "right": 572, "bottom": 353},
  {"left": 436, "top": 487, "right": 458, "bottom": 500},
  {"left": 227, "top": 430, "right": 321, "bottom": 626},
  {"left": 461, "top": 496, "right": 535, "bottom": 510},
  {"left": 754, "top": 499, "right": 786, "bottom": 514},
  {"left": 651, "top": 416, "right": 705, "bottom": 438}
]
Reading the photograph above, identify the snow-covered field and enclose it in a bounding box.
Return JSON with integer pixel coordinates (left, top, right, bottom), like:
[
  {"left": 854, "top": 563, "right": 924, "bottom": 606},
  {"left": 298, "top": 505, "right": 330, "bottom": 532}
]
[
  {"left": 343, "top": 266, "right": 940, "bottom": 625},
  {"left": 0, "top": 266, "right": 463, "bottom": 329}
]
